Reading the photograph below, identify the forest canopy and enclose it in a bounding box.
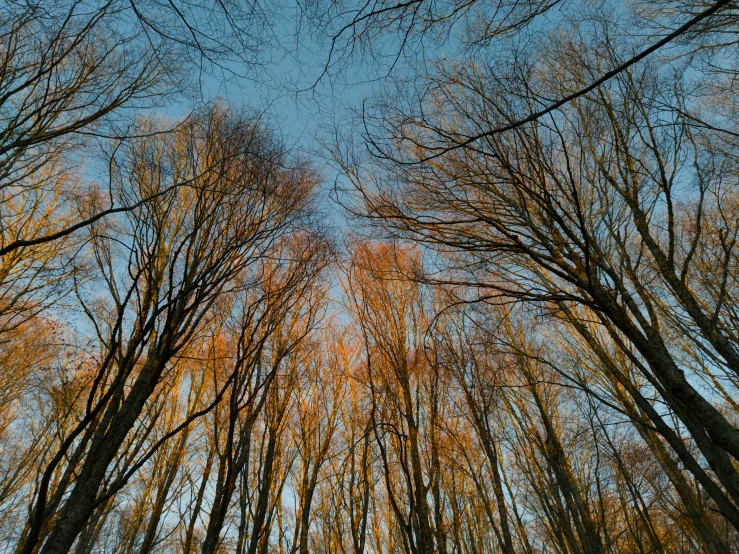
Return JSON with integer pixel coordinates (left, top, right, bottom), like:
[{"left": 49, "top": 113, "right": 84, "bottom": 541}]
[{"left": 1, "top": 1, "right": 739, "bottom": 553}]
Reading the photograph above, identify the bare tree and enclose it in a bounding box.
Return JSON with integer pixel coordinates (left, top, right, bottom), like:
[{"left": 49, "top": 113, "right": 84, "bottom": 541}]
[
  {"left": 0, "top": 0, "right": 282, "bottom": 261},
  {"left": 13, "top": 105, "right": 323, "bottom": 554},
  {"left": 337, "top": 14, "right": 739, "bottom": 536}
]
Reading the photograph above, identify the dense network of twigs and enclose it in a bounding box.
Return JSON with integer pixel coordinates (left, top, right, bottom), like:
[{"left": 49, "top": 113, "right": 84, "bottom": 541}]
[{"left": 2, "top": 1, "right": 739, "bottom": 553}]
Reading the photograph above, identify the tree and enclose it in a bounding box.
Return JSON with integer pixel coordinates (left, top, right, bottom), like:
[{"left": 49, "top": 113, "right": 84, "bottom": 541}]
[
  {"left": 15, "top": 105, "right": 325, "bottom": 554},
  {"left": 338, "top": 14, "right": 739, "bottom": 536},
  {"left": 0, "top": 0, "right": 280, "bottom": 257}
]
